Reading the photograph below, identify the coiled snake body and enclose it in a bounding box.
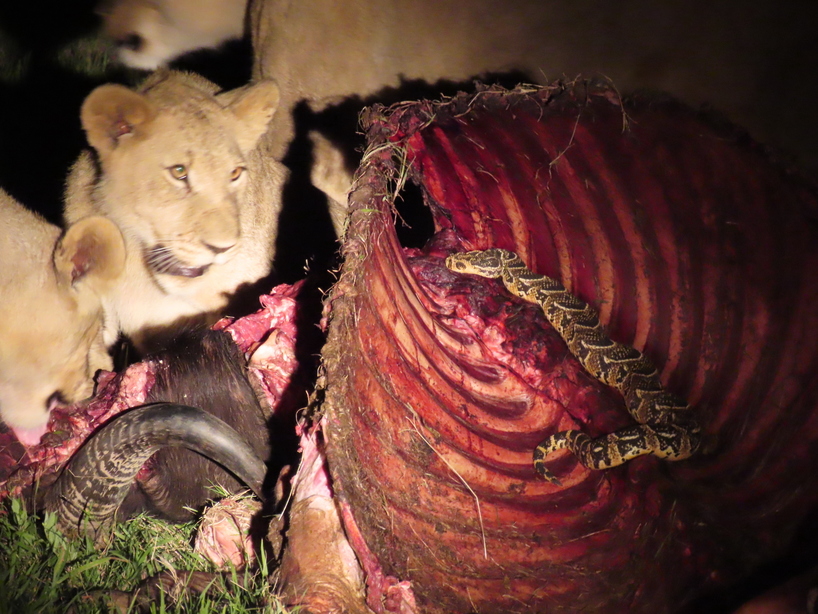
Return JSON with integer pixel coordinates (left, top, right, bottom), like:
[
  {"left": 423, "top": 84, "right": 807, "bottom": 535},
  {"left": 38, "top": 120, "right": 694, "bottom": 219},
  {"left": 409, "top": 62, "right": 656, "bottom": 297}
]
[{"left": 445, "top": 248, "right": 701, "bottom": 484}]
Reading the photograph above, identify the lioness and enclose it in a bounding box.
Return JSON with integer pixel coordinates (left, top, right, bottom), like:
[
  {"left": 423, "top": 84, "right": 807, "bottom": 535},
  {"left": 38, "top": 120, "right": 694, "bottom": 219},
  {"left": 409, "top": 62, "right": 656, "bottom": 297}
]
[
  {"left": 100, "top": 0, "right": 816, "bottom": 189},
  {"left": 64, "top": 70, "right": 285, "bottom": 350},
  {"left": 0, "top": 189, "right": 125, "bottom": 446}
]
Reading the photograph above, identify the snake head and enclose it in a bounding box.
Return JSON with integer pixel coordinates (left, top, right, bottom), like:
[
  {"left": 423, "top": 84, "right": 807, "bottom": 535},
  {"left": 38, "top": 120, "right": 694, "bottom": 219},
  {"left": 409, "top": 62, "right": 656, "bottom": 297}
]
[{"left": 445, "top": 248, "right": 513, "bottom": 278}]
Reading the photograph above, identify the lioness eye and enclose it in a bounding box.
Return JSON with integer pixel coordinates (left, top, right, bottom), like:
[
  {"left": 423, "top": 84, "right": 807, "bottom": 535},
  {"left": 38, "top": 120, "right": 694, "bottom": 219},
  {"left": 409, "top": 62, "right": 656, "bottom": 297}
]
[
  {"left": 230, "top": 166, "right": 245, "bottom": 181},
  {"left": 169, "top": 165, "right": 187, "bottom": 180}
]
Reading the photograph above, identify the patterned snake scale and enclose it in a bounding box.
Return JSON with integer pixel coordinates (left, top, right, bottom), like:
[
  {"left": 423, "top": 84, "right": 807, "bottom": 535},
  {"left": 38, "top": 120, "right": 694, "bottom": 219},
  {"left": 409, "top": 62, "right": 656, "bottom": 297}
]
[{"left": 446, "top": 248, "right": 701, "bottom": 484}]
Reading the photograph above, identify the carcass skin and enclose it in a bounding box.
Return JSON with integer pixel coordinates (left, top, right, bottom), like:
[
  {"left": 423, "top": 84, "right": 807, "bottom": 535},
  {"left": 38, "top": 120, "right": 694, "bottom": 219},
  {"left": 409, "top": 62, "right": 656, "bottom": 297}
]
[{"left": 318, "top": 83, "right": 818, "bottom": 613}]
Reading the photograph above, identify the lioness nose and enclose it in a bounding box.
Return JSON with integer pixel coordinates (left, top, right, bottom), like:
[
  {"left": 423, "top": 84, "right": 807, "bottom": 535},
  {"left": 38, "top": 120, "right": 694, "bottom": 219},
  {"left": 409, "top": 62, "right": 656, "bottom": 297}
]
[
  {"left": 117, "top": 33, "right": 143, "bottom": 52},
  {"left": 199, "top": 206, "right": 239, "bottom": 254},
  {"left": 205, "top": 242, "right": 234, "bottom": 255}
]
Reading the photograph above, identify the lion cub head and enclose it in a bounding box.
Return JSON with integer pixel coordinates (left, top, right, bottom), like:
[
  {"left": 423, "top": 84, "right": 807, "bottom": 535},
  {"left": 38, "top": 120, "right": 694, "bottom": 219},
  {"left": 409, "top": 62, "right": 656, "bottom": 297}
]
[
  {"left": 80, "top": 71, "right": 278, "bottom": 289},
  {"left": 66, "top": 71, "right": 282, "bottom": 347},
  {"left": 0, "top": 190, "right": 125, "bottom": 446}
]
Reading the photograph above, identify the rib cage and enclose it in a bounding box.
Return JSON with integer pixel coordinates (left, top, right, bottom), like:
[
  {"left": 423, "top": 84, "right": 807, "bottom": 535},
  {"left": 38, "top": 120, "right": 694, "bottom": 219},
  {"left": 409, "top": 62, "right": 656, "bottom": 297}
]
[{"left": 321, "top": 83, "right": 818, "bottom": 613}]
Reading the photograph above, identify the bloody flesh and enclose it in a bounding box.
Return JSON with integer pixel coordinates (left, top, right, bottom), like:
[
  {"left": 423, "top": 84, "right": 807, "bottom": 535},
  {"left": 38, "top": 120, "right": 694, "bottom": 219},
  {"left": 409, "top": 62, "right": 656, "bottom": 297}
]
[{"left": 0, "top": 283, "right": 304, "bottom": 505}]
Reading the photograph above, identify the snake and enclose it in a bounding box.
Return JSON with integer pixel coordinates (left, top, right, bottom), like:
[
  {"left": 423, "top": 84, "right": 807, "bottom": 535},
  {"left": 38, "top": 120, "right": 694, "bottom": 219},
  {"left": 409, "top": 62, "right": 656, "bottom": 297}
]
[{"left": 445, "top": 248, "right": 701, "bottom": 485}]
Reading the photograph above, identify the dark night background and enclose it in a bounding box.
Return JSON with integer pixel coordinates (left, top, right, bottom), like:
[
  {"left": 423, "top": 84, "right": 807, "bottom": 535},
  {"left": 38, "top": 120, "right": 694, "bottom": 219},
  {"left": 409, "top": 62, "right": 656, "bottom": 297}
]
[{"left": 1, "top": 1, "right": 818, "bottom": 611}]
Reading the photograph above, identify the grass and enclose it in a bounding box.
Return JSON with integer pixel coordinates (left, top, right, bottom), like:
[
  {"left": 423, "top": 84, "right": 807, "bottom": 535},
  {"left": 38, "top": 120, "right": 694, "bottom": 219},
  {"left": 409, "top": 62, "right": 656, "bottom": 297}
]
[
  {"left": 54, "top": 35, "right": 119, "bottom": 79},
  {"left": 0, "top": 497, "right": 291, "bottom": 614},
  {"left": 0, "top": 33, "right": 115, "bottom": 84}
]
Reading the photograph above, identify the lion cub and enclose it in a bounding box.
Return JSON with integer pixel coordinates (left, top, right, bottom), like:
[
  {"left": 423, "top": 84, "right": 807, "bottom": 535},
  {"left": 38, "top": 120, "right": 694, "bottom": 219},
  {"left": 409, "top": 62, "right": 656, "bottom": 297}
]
[
  {"left": 0, "top": 189, "right": 125, "bottom": 446},
  {"left": 64, "top": 70, "right": 285, "bottom": 350}
]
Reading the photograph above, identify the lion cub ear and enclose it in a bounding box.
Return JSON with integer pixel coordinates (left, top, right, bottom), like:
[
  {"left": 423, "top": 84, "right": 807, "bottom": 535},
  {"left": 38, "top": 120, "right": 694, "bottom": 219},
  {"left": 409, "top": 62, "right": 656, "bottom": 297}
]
[
  {"left": 220, "top": 80, "right": 281, "bottom": 154},
  {"left": 81, "top": 84, "right": 157, "bottom": 157},
  {"left": 53, "top": 216, "right": 126, "bottom": 305}
]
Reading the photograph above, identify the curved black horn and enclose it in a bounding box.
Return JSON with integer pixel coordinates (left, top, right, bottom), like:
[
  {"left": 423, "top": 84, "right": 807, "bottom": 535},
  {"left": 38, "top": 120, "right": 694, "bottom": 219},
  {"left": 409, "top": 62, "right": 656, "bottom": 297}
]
[{"left": 42, "top": 403, "right": 267, "bottom": 541}]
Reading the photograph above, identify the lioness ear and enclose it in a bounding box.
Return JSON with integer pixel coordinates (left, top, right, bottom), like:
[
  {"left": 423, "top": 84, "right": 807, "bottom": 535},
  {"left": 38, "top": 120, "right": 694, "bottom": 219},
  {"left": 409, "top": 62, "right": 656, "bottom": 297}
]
[
  {"left": 54, "top": 216, "right": 126, "bottom": 301},
  {"left": 221, "top": 80, "right": 280, "bottom": 153},
  {"left": 81, "top": 84, "right": 157, "bottom": 157}
]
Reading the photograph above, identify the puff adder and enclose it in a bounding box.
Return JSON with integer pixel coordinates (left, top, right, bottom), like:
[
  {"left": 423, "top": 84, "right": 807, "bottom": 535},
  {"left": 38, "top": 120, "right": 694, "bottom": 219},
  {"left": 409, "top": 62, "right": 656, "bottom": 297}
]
[{"left": 445, "top": 248, "right": 701, "bottom": 484}]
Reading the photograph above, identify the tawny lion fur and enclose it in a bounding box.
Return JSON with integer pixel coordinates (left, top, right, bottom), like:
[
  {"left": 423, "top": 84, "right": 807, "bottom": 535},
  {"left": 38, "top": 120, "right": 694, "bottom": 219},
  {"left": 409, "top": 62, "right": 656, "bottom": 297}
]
[
  {"left": 0, "top": 189, "right": 125, "bottom": 446},
  {"left": 64, "top": 70, "right": 285, "bottom": 350},
  {"left": 99, "top": 0, "right": 247, "bottom": 70},
  {"left": 100, "top": 0, "right": 813, "bottom": 206}
]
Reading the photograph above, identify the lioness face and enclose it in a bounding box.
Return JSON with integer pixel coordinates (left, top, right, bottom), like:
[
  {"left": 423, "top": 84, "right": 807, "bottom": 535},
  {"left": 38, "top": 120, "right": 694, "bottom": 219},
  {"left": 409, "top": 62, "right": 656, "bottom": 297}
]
[
  {"left": 0, "top": 206, "right": 125, "bottom": 446},
  {"left": 100, "top": 0, "right": 178, "bottom": 70},
  {"left": 0, "top": 290, "right": 108, "bottom": 444},
  {"left": 80, "top": 77, "right": 279, "bottom": 297},
  {"left": 99, "top": 0, "right": 247, "bottom": 70}
]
